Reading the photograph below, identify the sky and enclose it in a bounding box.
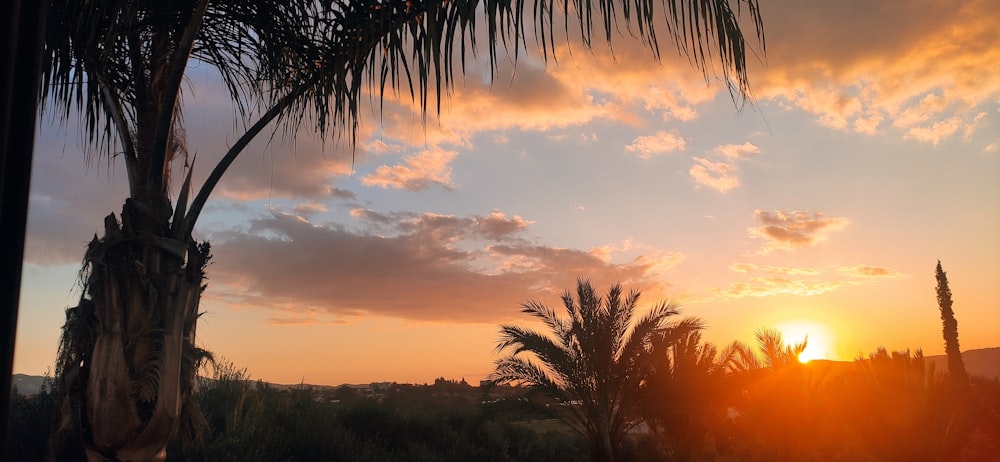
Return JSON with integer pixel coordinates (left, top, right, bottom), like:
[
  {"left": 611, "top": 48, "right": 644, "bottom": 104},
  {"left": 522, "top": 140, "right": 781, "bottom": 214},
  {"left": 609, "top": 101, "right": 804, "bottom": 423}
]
[{"left": 15, "top": 0, "right": 1000, "bottom": 386}]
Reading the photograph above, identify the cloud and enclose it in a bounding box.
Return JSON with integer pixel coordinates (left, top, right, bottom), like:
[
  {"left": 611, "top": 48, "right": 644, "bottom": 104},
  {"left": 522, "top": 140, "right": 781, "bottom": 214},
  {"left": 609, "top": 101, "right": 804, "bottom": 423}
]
[
  {"left": 358, "top": 0, "right": 999, "bottom": 156},
  {"left": 764, "top": 266, "right": 822, "bottom": 276},
  {"left": 713, "top": 277, "right": 850, "bottom": 299},
  {"left": 713, "top": 263, "right": 902, "bottom": 299},
  {"left": 688, "top": 142, "right": 761, "bottom": 193},
  {"left": 207, "top": 211, "right": 678, "bottom": 323},
  {"left": 361, "top": 24, "right": 734, "bottom": 155},
  {"left": 291, "top": 203, "right": 328, "bottom": 219},
  {"left": 372, "top": 58, "right": 619, "bottom": 150},
  {"left": 853, "top": 113, "right": 884, "bottom": 134},
  {"left": 747, "top": 210, "right": 848, "bottom": 253},
  {"left": 23, "top": 126, "right": 132, "bottom": 265},
  {"left": 840, "top": 265, "right": 903, "bottom": 278},
  {"left": 625, "top": 131, "right": 686, "bottom": 159},
  {"left": 905, "top": 117, "right": 963, "bottom": 145},
  {"left": 689, "top": 158, "right": 740, "bottom": 193},
  {"left": 358, "top": 0, "right": 998, "bottom": 154},
  {"left": 361, "top": 147, "right": 458, "bottom": 190},
  {"left": 175, "top": 73, "right": 368, "bottom": 201},
  {"left": 252, "top": 303, "right": 356, "bottom": 326},
  {"left": 329, "top": 188, "right": 358, "bottom": 201},
  {"left": 714, "top": 142, "right": 761, "bottom": 160},
  {"left": 752, "top": 0, "right": 1000, "bottom": 142},
  {"left": 892, "top": 93, "right": 948, "bottom": 129},
  {"left": 267, "top": 316, "right": 320, "bottom": 326},
  {"left": 476, "top": 211, "right": 535, "bottom": 241},
  {"left": 347, "top": 208, "right": 531, "bottom": 245},
  {"left": 731, "top": 262, "right": 822, "bottom": 276},
  {"left": 964, "top": 112, "right": 988, "bottom": 141},
  {"left": 364, "top": 139, "right": 404, "bottom": 154}
]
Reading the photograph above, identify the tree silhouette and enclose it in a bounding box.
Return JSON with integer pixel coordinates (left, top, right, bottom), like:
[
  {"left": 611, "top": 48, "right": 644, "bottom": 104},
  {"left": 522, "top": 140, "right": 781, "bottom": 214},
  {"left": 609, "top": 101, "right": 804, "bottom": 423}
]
[
  {"left": 492, "top": 280, "right": 700, "bottom": 462},
  {"left": 643, "top": 330, "right": 731, "bottom": 460},
  {"left": 935, "top": 260, "right": 967, "bottom": 384},
  {"left": 41, "top": 0, "right": 763, "bottom": 459},
  {"left": 723, "top": 327, "right": 806, "bottom": 373},
  {"left": 716, "top": 328, "right": 812, "bottom": 460}
]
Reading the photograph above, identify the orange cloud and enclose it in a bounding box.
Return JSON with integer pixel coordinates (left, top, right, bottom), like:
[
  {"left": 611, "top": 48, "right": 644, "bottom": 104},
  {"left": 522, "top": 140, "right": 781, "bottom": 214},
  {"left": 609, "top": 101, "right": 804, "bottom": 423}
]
[
  {"left": 713, "top": 263, "right": 901, "bottom": 299},
  {"left": 359, "top": 22, "right": 734, "bottom": 153},
  {"left": 715, "top": 142, "right": 761, "bottom": 160},
  {"left": 291, "top": 203, "right": 328, "bottom": 219},
  {"left": 364, "top": 139, "right": 404, "bottom": 154},
  {"left": 713, "top": 276, "right": 850, "bottom": 299},
  {"left": 905, "top": 117, "right": 963, "bottom": 145},
  {"left": 840, "top": 265, "right": 904, "bottom": 278},
  {"left": 747, "top": 210, "right": 848, "bottom": 253},
  {"left": 688, "top": 142, "right": 761, "bottom": 193},
  {"left": 267, "top": 317, "right": 320, "bottom": 326},
  {"left": 690, "top": 158, "right": 740, "bottom": 193},
  {"left": 729, "top": 262, "right": 820, "bottom": 276},
  {"left": 475, "top": 211, "right": 535, "bottom": 241},
  {"left": 361, "top": 147, "right": 458, "bottom": 190},
  {"left": 212, "top": 147, "right": 356, "bottom": 201},
  {"left": 752, "top": 0, "right": 1000, "bottom": 142},
  {"left": 626, "top": 130, "right": 686, "bottom": 159},
  {"left": 207, "top": 211, "right": 678, "bottom": 322},
  {"left": 764, "top": 266, "right": 821, "bottom": 276},
  {"left": 729, "top": 262, "right": 758, "bottom": 273},
  {"left": 728, "top": 262, "right": 822, "bottom": 276},
  {"left": 187, "top": 0, "right": 999, "bottom": 213}
]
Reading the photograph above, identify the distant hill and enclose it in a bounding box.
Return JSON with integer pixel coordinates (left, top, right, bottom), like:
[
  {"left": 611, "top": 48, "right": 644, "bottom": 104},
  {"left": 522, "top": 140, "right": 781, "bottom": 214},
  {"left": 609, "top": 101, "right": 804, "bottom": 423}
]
[
  {"left": 10, "top": 374, "right": 49, "bottom": 396},
  {"left": 9, "top": 349, "right": 998, "bottom": 396},
  {"left": 925, "top": 347, "right": 1000, "bottom": 380}
]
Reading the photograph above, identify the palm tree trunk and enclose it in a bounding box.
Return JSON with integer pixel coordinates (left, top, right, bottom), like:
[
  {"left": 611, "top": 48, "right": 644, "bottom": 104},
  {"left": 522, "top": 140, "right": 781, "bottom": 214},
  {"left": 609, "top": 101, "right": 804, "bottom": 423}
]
[{"left": 52, "top": 198, "right": 209, "bottom": 461}]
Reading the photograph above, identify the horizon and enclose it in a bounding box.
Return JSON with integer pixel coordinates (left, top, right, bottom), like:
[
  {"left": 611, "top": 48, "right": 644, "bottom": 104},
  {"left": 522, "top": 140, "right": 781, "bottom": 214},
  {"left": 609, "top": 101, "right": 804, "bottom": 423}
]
[
  {"left": 12, "top": 347, "right": 1000, "bottom": 390},
  {"left": 15, "top": 0, "right": 1000, "bottom": 386}
]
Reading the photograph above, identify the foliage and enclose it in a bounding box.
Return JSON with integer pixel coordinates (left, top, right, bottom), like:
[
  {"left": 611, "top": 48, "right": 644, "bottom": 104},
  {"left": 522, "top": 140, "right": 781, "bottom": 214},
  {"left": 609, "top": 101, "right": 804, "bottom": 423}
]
[
  {"left": 641, "top": 330, "right": 732, "bottom": 461},
  {"left": 169, "top": 366, "right": 587, "bottom": 462},
  {"left": 723, "top": 327, "right": 807, "bottom": 373},
  {"left": 9, "top": 351, "right": 1000, "bottom": 461},
  {"left": 492, "top": 279, "right": 700, "bottom": 462},
  {"left": 5, "top": 377, "right": 59, "bottom": 462}
]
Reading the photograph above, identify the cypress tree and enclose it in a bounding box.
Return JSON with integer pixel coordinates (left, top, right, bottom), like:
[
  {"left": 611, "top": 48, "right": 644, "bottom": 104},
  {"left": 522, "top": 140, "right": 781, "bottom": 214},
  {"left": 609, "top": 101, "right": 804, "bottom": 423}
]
[{"left": 935, "top": 261, "right": 967, "bottom": 383}]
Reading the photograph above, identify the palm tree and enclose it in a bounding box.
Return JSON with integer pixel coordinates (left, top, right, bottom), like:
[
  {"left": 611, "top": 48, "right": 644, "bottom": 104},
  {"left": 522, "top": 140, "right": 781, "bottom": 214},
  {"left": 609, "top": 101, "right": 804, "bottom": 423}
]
[
  {"left": 643, "top": 330, "right": 731, "bottom": 461},
  {"left": 717, "top": 328, "right": 810, "bottom": 460},
  {"left": 722, "top": 327, "right": 806, "bottom": 373},
  {"left": 492, "top": 280, "right": 700, "bottom": 462},
  {"left": 40, "top": 0, "right": 763, "bottom": 459}
]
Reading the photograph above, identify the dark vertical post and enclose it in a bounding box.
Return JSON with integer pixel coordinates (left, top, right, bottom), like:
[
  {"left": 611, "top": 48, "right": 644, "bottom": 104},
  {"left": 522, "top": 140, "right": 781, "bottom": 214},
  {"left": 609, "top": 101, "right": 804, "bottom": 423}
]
[{"left": 0, "top": 0, "right": 47, "bottom": 453}]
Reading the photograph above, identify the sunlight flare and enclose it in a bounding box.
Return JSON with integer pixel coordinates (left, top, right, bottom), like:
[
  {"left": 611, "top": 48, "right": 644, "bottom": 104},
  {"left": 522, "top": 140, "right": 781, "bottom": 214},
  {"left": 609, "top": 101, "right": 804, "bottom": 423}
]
[{"left": 776, "top": 320, "right": 835, "bottom": 363}]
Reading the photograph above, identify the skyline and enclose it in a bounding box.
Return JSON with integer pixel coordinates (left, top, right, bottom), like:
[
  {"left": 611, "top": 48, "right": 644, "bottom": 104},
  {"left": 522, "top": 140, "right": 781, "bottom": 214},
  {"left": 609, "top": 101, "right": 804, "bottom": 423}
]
[{"left": 16, "top": 0, "right": 1000, "bottom": 385}]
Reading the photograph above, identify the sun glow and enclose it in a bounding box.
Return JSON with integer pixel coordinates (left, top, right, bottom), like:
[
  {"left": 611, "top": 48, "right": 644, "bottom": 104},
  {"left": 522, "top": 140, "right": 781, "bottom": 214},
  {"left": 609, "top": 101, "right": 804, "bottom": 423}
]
[{"left": 775, "top": 320, "right": 836, "bottom": 363}]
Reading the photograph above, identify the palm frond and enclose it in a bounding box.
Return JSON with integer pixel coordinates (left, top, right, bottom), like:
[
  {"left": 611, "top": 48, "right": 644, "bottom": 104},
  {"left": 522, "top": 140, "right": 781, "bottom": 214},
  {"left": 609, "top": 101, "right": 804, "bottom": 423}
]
[
  {"left": 492, "top": 357, "right": 565, "bottom": 394},
  {"left": 721, "top": 339, "right": 760, "bottom": 373},
  {"left": 520, "top": 299, "right": 572, "bottom": 344},
  {"left": 496, "top": 325, "right": 575, "bottom": 378},
  {"left": 618, "top": 300, "right": 687, "bottom": 366}
]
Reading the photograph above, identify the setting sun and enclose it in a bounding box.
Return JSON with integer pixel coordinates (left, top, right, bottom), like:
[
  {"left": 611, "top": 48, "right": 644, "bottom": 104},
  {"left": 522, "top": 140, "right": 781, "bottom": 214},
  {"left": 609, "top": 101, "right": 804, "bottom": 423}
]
[{"left": 776, "top": 321, "right": 835, "bottom": 363}]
